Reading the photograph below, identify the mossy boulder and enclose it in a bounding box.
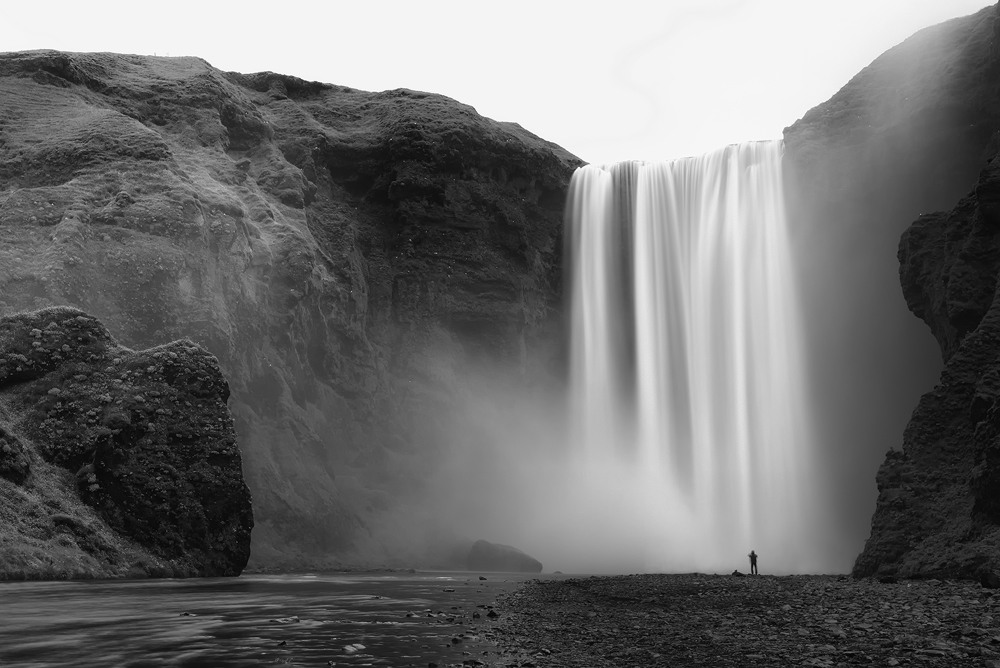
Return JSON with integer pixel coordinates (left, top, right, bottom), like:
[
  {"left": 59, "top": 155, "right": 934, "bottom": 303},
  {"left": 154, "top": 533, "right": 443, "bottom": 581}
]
[{"left": 0, "top": 306, "right": 253, "bottom": 577}]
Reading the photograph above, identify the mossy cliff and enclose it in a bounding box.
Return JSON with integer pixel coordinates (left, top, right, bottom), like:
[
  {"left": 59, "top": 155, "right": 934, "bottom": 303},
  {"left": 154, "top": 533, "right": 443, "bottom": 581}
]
[
  {"left": 0, "top": 306, "right": 252, "bottom": 578},
  {"left": 0, "top": 50, "right": 579, "bottom": 568}
]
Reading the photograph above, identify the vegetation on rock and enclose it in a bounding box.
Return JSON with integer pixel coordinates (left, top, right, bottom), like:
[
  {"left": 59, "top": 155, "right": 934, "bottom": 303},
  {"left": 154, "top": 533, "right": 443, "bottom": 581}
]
[{"left": 0, "top": 306, "right": 252, "bottom": 578}]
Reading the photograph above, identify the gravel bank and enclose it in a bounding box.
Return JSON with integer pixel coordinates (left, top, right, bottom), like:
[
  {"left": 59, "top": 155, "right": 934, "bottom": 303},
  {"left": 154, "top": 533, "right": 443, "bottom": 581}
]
[{"left": 488, "top": 573, "right": 1000, "bottom": 667}]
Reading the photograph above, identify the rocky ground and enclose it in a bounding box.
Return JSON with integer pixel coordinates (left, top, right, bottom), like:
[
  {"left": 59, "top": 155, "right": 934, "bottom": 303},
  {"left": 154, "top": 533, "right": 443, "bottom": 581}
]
[{"left": 485, "top": 573, "right": 1000, "bottom": 667}]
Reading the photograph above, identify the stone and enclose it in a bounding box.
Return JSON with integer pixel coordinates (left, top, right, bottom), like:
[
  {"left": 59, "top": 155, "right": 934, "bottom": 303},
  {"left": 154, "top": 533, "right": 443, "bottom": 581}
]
[{"left": 466, "top": 540, "right": 543, "bottom": 573}]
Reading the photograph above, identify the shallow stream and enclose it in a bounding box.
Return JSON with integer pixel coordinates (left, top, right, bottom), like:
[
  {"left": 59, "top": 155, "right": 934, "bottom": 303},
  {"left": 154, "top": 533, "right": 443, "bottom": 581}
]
[{"left": 0, "top": 571, "right": 539, "bottom": 667}]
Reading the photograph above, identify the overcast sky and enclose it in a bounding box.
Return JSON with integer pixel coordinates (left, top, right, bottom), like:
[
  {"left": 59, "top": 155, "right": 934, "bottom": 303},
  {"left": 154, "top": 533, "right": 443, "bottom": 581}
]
[{"left": 5, "top": 0, "right": 990, "bottom": 164}]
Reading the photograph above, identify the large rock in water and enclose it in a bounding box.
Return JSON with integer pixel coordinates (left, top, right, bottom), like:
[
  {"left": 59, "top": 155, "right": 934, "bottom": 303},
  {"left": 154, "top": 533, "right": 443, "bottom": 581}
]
[
  {"left": 853, "top": 155, "right": 1000, "bottom": 579},
  {"left": 0, "top": 50, "right": 579, "bottom": 568},
  {"left": 0, "top": 306, "right": 252, "bottom": 577},
  {"left": 467, "top": 539, "right": 542, "bottom": 573}
]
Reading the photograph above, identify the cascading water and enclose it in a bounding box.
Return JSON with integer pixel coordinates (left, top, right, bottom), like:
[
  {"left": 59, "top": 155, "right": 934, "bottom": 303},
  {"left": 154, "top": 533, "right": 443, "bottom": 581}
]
[{"left": 564, "top": 140, "right": 819, "bottom": 573}]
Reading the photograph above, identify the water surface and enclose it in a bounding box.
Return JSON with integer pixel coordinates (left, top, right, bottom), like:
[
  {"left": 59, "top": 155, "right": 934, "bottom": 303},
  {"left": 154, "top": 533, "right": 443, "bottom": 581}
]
[{"left": 0, "top": 571, "right": 538, "bottom": 667}]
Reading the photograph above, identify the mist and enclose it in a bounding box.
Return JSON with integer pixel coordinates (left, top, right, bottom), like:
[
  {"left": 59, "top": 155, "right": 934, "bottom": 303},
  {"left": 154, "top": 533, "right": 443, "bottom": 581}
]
[
  {"left": 783, "top": 2, "right": 999, "bottom": 566},
  {"left": 348, "top": 5, "right": 1000, "bottom": 578}
]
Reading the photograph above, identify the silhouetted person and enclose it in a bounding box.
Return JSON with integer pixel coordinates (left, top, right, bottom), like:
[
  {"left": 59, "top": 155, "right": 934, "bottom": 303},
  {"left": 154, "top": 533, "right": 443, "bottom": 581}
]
[{"left": 749, "top": 550, "right": 758, "bottom": 575}]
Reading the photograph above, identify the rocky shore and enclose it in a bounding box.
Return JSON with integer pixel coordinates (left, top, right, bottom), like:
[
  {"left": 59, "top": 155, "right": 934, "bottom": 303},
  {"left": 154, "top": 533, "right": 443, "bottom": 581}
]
[{"left": 488, "top": 573, "right": 1000, "bottom": 667}]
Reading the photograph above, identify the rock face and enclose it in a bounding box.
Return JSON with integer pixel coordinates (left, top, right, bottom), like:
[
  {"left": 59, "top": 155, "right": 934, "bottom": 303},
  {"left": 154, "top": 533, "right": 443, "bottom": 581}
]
[
  {"left": 0, "top": 306, "right": 252, "bottom": 577},
  {"left": 0, "top": 50, "right": 580, "bottom": 567},
  {"left": 853, "top": 156, "right": 1000, "bottom": 579},
  {"left": 466, "top": 539, "right": 542, "bottom": 573},
  {"left": 782, "top": 3, "right": 1000, "bottom": 565}
]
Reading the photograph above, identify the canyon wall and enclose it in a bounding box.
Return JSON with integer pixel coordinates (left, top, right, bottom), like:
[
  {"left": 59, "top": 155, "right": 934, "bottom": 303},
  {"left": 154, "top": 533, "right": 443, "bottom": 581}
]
[
  {"left": 853, "top": 156, "right": 1000, "bottom": 578},
  {"left": 783, "top": 3, "right": 1000, "bottom": 568},
  {"left": 0, "top": 51, "right": 579, "bottom": 568}
]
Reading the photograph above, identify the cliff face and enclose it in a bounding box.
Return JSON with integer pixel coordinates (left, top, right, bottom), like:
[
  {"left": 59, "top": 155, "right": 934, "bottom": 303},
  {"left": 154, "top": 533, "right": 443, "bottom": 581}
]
[
  {"left": 0, "top": 51, "right": 579, "bottom": 567},
  {"left": 782, "top": 3, "right": 1000, "bottom": 565},
  {"left": 853, "top": 158, "right": 1000, "bottom": 579},
  {"left": 0, "top": 306, "right": 251, "bottom": 577}
]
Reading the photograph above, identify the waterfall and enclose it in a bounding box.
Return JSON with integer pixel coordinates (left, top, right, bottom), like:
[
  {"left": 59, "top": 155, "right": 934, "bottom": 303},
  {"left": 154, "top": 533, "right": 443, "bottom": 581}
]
[{"left": 565, "top": 140, "right": 817, "bottom": 572}]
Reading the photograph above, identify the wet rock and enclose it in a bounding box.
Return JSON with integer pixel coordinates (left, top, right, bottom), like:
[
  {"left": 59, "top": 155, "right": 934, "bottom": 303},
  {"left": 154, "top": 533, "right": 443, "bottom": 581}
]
[{"left": 467, "top": 540, "right": 542, "bottom": 573}]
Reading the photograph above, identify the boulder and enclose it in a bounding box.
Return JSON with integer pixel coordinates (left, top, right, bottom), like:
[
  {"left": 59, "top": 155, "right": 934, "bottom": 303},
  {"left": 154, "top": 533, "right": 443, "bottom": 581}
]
[
  {"left": 466, "top": 539, "right": 542, "bottom": 573},
  {"left": 0, "top": 306, "right": 253, "bottom": 577}
]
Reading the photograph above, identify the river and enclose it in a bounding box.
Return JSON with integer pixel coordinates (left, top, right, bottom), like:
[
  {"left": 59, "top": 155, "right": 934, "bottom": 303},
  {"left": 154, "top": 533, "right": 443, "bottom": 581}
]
[{"left": 0, "top": 571, "right": 540, "bottom": 667}]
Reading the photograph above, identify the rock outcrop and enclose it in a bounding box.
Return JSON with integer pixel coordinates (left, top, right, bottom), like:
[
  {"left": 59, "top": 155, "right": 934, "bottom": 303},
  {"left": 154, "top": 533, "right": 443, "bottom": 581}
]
[
  {"left": 466, "top": 539, "right": 542, "bottom": 573},
  {"left": 853, "top": 154, "right": 1000, "bottom": 579},
  {"left": 0, "top": 50, "right": 580, "bottom": 567},
  {"left": 782, "top": 3, "right": 1000, "bottom": 565},
  {"left": 0, "top": 306, "right": 252, "bottom": 577}
]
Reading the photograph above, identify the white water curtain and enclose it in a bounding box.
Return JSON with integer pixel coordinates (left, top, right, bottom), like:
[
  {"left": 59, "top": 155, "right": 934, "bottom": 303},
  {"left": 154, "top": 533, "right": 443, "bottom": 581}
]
[{"left": 565, "top": 140, "right": 817, "bottom": 572}]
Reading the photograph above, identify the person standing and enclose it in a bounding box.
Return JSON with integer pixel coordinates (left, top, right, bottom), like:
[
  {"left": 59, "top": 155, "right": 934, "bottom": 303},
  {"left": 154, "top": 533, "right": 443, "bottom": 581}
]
[{"left": 749, "top": 550, "right": 758, "bottom": 575}]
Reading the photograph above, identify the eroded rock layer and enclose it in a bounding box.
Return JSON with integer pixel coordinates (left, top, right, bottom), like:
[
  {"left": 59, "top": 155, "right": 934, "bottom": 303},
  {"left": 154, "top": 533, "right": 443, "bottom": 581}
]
[
  {"left": 0, "top": 50, "right": 579, "bottom": 567},
  {"left": 0, "top": 306, "right": 252, "bottom": 577}
]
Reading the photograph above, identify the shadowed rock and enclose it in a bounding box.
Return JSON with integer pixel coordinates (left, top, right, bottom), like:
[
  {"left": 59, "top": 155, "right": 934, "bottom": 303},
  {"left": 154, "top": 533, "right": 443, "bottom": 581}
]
[
  {"left": 783, "top": 3, "right": 1000, "bottom": 566},
  {"left": 0, "top": 306, "right": 253, "bottom": 578},
  {"left": 854, "top": 155, "right": 1000, "bottom": 580},
  {"left": 467, "top": 539, "right": 542, "bottom": 573}
]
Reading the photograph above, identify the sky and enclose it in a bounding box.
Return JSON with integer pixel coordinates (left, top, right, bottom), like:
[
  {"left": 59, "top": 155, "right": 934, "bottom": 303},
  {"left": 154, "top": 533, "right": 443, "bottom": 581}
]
[{"left": 4, "top": 0, "right": 991, "bottom": 165}]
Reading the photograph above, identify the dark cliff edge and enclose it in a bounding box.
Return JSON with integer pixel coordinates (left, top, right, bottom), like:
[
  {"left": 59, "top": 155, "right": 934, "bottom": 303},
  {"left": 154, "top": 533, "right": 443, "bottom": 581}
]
[
  {"left": 782, "top": 3, "right": 1000, "bottom": 567},
  {"left": 0, "top": 50, "right": 581, "bottom": 569},
  {"left": 853, "top": 157, "right": 1000, "bottom": 579},
  {"left": 0, "top": 306, "right": 252, "bottom": 578}
]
